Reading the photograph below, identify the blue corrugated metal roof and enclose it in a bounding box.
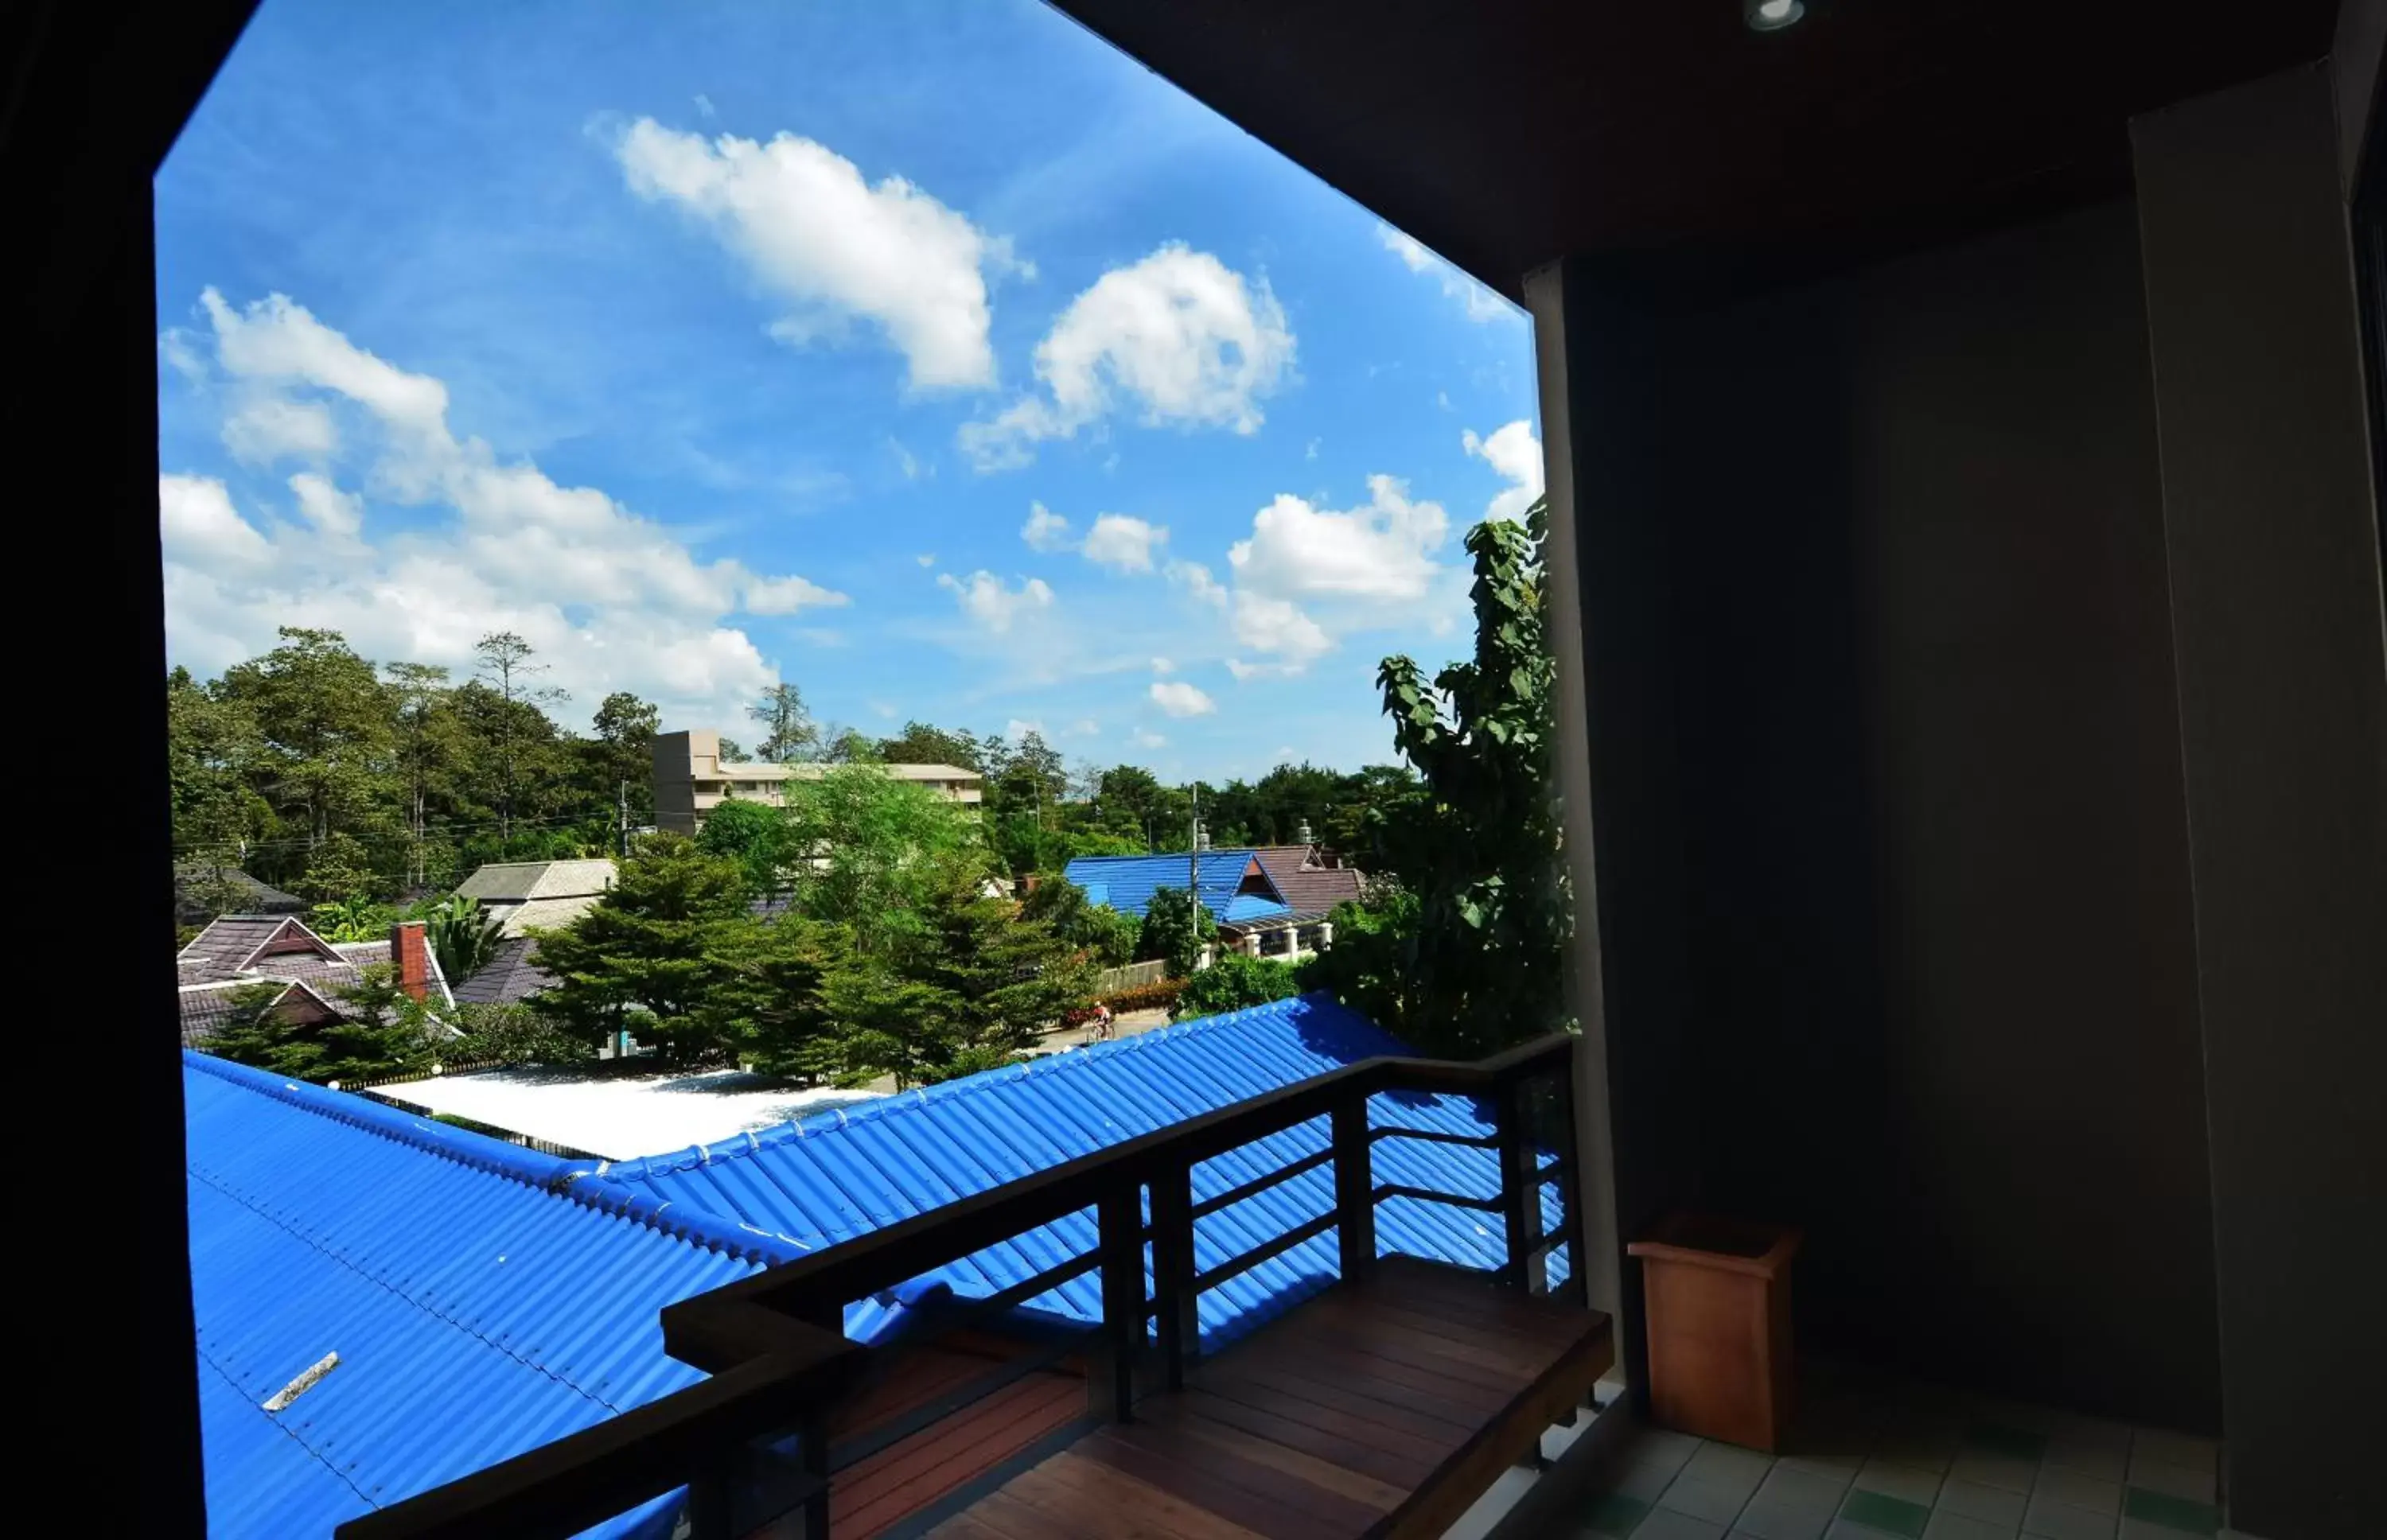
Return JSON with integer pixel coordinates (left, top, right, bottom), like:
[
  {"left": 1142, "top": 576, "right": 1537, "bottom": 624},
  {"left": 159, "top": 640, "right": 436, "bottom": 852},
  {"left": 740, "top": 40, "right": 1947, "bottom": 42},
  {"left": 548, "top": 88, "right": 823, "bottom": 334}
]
[
  {"left": 1221, "top": 892, "right": 1294, "bottom": 923},
  {"left": 598, "top": 996, "right": 1566, "bottom": 1349},
  {"left": 1061, "top": 850, "right": 1283, "bottom": 919},
  {"left": 184, "top": 1052, "right": 805, "bottom": 1540}
]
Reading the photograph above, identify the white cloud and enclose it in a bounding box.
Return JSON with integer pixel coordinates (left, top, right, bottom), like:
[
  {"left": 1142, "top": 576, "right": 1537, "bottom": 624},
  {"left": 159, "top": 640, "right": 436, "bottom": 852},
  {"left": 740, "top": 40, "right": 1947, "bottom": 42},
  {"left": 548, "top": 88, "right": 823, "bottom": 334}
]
[
  {"left": 617, "top": 117, "right": 1022, "bottom": 392},
  {"left": 1081, "top": 513, "right": 1166, "bottom": 574},
  {"left": 1021, "top": 503, "right": 1167, "bottom": 574},
  {"left": 1229, "top": 593, "right": 1333, "bottom": 667},
  {"left": 1166, "top": 560, "right": 1229, "bottom": 608},
  {"left": 1376, "top": 221, "right": 1518, "bottom": 324},
  {"left": 889, "top": 436, "right": 926, "bottom": 480},
  {"left": 1196, "top": 474, "right": 1459, "bottom": 671},
  {"left": 286, "top": 472, "right": 363, "bottom": 539},
  {"left": 1229, "top": 474, "right": 1448, "bottom": 602},
  {"left": 1067, "top": 718, "right": 1100, "bottom": 737},
  {"left": 159, "top": 290, "right": 840, "bottom": 727},
  {"left": 1463, "top": 420, "right": 1544, "bottom": 523},
  {"left": 937, "top": 570, "right": 1053, "bottom": 633},
  {"left": 1022, "top": 500, "right": 1073, "bottom": 552},
  {"left": 1131, "top": 729, "right": 1167, "bottom": 749},
  {"left": 160, "top": 474, "right": 275, "bottom": 571},
  {"left": 223, "top": 395, "right": 338, "bottom": 465},
  {"left": 1150, "top": 680, "right": 1217, "bottom": 718},
  {"left": 1005, "top": 718, "right": 1046, "bottom": 741},
  {"left": 915, "top": 553, "right": 936, "bottom": 567},
  {"left": 961, "top": 244, "right": 1294, "bottom": 469},
  {"left": 1224, "top": 657, "right": 1293, "bottom": 682},
  {"left": 693, "top": 93, "right": 717, "bottom": 119},
  {"left": 744, "top": 574, "right": 850, "bottom": 615},
  {"left": 1150, "top": 657, "right": 1174, "bottom": 675}
]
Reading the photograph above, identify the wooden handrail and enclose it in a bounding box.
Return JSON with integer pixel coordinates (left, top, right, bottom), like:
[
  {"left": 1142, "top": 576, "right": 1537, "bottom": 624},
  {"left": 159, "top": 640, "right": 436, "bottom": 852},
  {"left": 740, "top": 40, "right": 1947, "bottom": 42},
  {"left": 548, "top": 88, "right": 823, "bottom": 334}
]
[
  {"left": 664, "top": 1032, "right": 1575, "bottom": 1365},
  {"left": 337, "top": 1029, "right": 1579, "bottom": 1540}
]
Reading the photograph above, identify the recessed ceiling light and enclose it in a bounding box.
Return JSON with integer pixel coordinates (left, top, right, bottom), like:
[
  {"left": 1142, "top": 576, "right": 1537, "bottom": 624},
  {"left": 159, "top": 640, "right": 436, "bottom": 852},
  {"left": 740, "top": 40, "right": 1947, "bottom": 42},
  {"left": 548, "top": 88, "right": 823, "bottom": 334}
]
[{"left": 1747, "top": 0, "right": 1805, "bottom": 31}]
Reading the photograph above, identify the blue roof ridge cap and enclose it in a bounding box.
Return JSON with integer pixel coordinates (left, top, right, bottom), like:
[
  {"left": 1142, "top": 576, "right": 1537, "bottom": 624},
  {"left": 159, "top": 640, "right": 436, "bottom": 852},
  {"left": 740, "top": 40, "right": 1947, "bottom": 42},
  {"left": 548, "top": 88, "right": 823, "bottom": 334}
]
[
  {"left": 185, "top": 1052, "right": 797, "bottom": 1267},
  {"left": 604, "top": 993, "right": 1393, "bottom": 1183},
  {"left": 558, "top": 1172, "right": 813, "bottom": 1267}
]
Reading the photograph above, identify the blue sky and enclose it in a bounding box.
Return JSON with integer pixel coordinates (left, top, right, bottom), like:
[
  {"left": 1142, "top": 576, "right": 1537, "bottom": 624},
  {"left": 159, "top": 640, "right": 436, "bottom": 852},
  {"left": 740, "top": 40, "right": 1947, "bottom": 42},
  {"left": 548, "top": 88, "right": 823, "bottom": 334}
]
[{"left": 155, "top": 0, "right": 1543, "bottom": 782}]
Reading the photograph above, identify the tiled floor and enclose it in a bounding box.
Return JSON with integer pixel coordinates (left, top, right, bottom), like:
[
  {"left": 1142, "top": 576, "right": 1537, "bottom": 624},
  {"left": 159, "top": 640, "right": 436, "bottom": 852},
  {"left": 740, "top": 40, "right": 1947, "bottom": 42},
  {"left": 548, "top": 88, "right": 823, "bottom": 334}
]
[{"left": 1561, "top": 1362, "right": 2254, "bottom": 1540}]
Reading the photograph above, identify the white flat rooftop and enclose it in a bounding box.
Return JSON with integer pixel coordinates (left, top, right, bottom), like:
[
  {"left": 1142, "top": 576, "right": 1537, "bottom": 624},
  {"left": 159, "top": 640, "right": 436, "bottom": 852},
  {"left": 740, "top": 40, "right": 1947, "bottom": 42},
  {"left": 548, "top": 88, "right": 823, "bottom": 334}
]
[{"left": 384, "top": 1064, "right": 885, "bottom": 1161}]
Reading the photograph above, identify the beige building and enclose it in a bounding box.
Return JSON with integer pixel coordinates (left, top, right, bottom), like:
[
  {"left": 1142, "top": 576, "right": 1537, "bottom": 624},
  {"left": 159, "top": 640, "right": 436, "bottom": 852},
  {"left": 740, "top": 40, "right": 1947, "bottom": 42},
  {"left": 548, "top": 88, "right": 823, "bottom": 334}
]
[{"left": 652, "top": 729, "right": 983, "bottom": 836}]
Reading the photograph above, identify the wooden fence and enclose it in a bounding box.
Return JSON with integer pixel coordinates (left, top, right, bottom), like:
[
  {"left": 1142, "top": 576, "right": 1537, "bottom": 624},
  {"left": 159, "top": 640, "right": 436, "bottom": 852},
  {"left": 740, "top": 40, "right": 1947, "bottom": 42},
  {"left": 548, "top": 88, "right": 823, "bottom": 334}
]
[{"left": 1092, "top": 959, "right": 1167, "bottom": 995}]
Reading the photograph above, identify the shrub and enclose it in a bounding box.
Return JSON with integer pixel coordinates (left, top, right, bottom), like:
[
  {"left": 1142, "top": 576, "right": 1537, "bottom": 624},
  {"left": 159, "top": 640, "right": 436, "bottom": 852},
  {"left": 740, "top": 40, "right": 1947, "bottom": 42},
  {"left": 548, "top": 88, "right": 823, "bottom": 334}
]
[
  {"left": 1097, "top": 978, "right": 1184, "bottom": 1014},
  {"left": 1170, "top": 954, "right": 1300, "bottom": 1022}
]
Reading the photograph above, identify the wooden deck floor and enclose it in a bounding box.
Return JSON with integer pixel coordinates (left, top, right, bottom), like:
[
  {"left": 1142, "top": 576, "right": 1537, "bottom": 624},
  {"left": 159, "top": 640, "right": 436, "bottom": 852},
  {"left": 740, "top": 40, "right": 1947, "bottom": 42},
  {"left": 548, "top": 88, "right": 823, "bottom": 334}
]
[
  {"left": 828, "top": 1332, "right": 1088, "bottom": 1539},
  {"left": 922, "top": 1258, "right": 1614, "bottom": 1540}
]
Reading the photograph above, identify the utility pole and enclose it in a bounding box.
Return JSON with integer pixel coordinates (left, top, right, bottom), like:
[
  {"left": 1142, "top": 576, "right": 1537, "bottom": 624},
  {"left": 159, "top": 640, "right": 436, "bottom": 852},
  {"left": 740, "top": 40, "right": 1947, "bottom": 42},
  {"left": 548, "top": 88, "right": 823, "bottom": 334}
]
[
  {"left": 617, "top": 780, "right": 630, "bottom": 860},
  {"left": 1188, "top": 782, "right": 1202, "bottom": 915}
]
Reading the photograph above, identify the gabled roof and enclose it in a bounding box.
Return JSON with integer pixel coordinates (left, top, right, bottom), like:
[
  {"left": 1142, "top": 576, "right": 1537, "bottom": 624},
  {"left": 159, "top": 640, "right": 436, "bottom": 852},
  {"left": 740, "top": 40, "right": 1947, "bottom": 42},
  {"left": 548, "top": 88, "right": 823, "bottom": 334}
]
[
  {"left": 178, "top": 913, "right": 342, "bottom": 982},
  {"left": 454, "top": 858, "right": 617, "bottom": 905},
  {"left": 450, "top": 935, "right": 555, "bottom": 1006},
  {"left": 184, "top": 1051, "right": 801, "bottom": 1539},
  {"left": 178, "top": 978, "right": 345, "bottom": 1048},
  {"left": 597, "top": 996, "right": 1562, "bottom": 1349},
  {"left": 1251, "top": 846, "right": 1366, "bottom": 916},
  {"left": 176, "top": 922, "right": 454, "bottom": 1044},
  {"left": 1061, "top": 849, "right": 1284, "bottom": 919}
]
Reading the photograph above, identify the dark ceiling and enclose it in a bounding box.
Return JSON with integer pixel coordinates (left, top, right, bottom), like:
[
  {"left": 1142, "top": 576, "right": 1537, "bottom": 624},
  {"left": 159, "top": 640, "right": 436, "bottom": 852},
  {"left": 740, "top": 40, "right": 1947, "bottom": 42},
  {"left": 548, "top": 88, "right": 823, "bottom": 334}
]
[{"left": 1048, "top": 0, "right": 2342, "bottom": 295}]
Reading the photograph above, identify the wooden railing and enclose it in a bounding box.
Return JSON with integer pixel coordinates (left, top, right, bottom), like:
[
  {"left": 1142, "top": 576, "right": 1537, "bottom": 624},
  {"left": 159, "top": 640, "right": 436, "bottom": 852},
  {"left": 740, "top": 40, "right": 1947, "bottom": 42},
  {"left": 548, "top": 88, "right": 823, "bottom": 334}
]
[{"left": 338, "top": 1030, "right": 1583, "bottom": 1540}]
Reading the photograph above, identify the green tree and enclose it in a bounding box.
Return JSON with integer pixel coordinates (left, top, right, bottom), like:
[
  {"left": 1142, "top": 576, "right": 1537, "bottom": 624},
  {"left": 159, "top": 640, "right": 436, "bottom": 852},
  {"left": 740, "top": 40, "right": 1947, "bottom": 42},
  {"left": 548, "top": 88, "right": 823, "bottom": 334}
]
[
  {"left": 1019, "top": 877, "right": 1140, "bottom": 966},
  {"left": 1171, "top": 952, "right": 1301, "bottom": 1021},
  {"left": 424, "top": 893, "right": 507, "bottom": 984},
  {"left": 699, "top": 915, "right": 844, "bottom": 1081},
  {"left": 532, "top": 835, "right": 752, "bottom": 1066},
  {"left": 217, "top": 627, "right": 395, "bottom": 859},
  {"left": 310, "top": 892, "right": 396, "bottom": 942},
  {"left": 297, "top": 832, "right": 378, "bottom": 905},
  {"left": 451, "top": 1001, "right": 590, "bottom": 1067},
  {"left": 1318, "top": 500, "right": 1570, "bottom": 1056},
  {"left": 781, "top": 764, "right": 987, "bottom": 953},
  {"left": 385, "top": 662, "right": 469, "bottom": 890},
  {"left": 589, "top": 690, "right": 661, "bottom": 827},
  {"left": 1138, "top": 886, "right": 1217, "bottom": 978},
  {"left": 694, "top": 798, "right": 800, "bottom": 899},
  {"left": 471, "top": 632, "right": 570, "bottom": 847},
  {"left": 750, "top": 682, "right": 820, "bottom": 763},
  {"left": 832, "top": 873, "right": 1093, "bottom": 1087},
  {"left": 981, "top": 730, "right": 1066, "bottom": 826},
  {"left": 202, "top": 983, "right": 320, "bottom": 1077},
  {"left": 166, "top": 666, "right": 272, "bottom": 871},
  {"left": 874, "top": 721, "right": 983, "bottom": 770}
]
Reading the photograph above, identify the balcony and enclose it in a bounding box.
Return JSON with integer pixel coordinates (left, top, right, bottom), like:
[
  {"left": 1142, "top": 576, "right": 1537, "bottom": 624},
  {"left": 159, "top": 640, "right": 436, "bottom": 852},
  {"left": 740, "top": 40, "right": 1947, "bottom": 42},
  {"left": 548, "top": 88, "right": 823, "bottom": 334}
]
[{"left": 341, "top": 1033, "right": 1606, "bottom": 1540}]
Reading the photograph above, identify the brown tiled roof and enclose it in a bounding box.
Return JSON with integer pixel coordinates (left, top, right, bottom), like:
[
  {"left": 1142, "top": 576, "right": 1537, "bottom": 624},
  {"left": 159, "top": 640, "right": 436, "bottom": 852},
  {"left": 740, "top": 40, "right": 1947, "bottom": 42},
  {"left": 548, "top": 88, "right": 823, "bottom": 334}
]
[
  {"left": 175, "top": 916, "right": 295, "bottom": 982},
  {"left": 1251, "top": 846, "right": 1365, "bottom": 916},
  {"left": 451, "top": 935, "right": 557, "bottom": 1006},
  {"left": 178, "top": 978, "right": 342, "bottom": 1048}
]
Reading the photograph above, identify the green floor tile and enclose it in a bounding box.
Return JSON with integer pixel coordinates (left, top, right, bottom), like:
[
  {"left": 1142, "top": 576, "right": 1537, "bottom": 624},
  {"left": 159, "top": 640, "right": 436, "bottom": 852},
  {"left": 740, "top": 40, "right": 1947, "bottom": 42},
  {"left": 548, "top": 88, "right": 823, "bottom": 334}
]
[
  {"left": 2124, "top": 1485, "right": 2221, "bottom": 1535},
  {"left": 1584, "top": 1491, "right": 1651, "bottom": 1536},
  {"left": 1840, "top": 1488, "right": 1933, "bottom": 1538},
  {"left": 1965, "top": 1421, "right": 2050, "bottom": 1460}
]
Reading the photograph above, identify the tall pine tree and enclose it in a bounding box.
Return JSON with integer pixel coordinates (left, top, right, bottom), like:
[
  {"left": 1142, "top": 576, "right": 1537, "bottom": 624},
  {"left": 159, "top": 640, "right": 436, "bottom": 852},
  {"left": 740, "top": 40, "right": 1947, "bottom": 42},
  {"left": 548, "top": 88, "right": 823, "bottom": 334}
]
[{"left": 532, "top": 835, "right": 751, "bottom": 1065}]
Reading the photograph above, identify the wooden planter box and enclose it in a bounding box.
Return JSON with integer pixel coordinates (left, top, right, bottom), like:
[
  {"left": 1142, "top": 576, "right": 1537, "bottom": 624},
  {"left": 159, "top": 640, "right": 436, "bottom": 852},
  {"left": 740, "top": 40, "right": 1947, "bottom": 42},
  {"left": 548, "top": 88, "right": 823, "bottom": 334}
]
[{"left": 1627, "top": 1214, "right": 1802, "bottom": 1451}]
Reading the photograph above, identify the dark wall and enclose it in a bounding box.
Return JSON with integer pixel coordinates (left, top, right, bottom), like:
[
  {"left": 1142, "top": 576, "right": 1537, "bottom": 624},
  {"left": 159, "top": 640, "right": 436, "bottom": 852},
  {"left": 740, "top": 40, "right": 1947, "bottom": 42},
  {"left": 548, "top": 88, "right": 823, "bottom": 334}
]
[
  {"left": 1560, "top": 200, "right": 2223, "bottom": 1429},
  {"left": 2133, "top": 64, "right": 2387, "bottom": 1540},
  {"left": 7, "top": 1, "right": 262, "bottom": 1530}
]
